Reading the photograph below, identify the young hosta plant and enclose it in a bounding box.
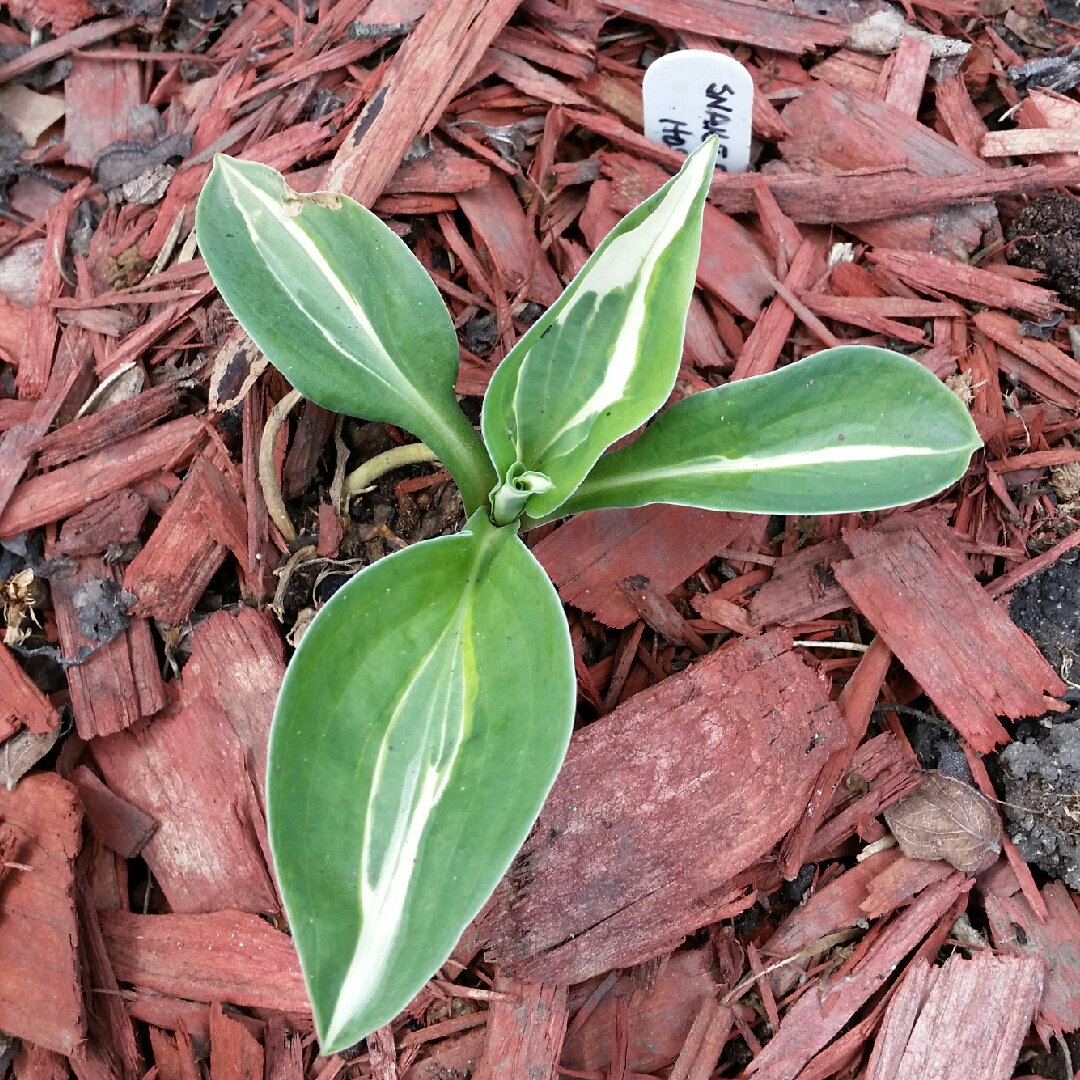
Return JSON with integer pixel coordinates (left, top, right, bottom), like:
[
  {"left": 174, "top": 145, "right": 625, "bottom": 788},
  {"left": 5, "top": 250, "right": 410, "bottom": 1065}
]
[{"left": 196, "top": 138, "right": 980, "bottom": 1051}]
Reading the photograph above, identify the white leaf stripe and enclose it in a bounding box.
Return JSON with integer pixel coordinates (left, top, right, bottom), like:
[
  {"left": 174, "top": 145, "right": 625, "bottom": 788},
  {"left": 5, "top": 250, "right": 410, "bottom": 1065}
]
[
  {"left": 512, "top": 139, "right": 715, "bottom": 461},
  {"left": 323, "top": 522, "right": 492, "bottom": 1047},
  {"left": 218, "top": 160, "right": 448, "bottom": 442},
  {"left": 326, "top": 617, "right": 468, "bottom": 1045},
  {"left": 578, "top": 444, "right": 958, "bottom": 501},
  {"left": 598, "top": 442, "right": 954, "bottom": 486}
]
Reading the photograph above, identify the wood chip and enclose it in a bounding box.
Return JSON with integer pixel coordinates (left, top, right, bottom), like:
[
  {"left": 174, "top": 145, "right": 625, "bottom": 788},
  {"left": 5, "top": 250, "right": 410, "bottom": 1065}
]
[
  {"left": 474, "top": 981, "right": 568, "bottom": 1080},
  {"left": 51, "top": 554, "right": 166, "bottom": 739},
  {"left": 749, "top": 538, "right": 850, "bottom": 627},
  {"left": 70, "top": 763, "right": 157, "bottom": 858},
  {"left": 533, "top": 506, "right": 767, "bottom": 629},
  {"left": 597, "top": 0, "right": 847, "bottom": 55},
  {"left": 479, "top": 630, "right": 846, "bottom": 984},
  {"left": 865, "top": 952, "right": 1043, "bottom": 1080},
  {"left": 55, "top": 487, "right": 150, "bottom": 556},
  {"left": 872, "top": 249, "right": 1062, "bottom": 318},
  {"left": 0, "top": 773, "right": 84, "bottom": 1053},
  {"left": 744, "top": 873, "right": 971, "bottom": 1080},
  {"left": 618, "top": 575, "right": 708, "bottom": 653},
  {"left": 833, "top": 524, "right": 1064, "bottom": 753},
  {"left": 123, "top": 453, "right": 240, "bottom": 624},
  {"left": 210, "top": 1002, "right": 264, "bottom": 1080},
  {"left": 561, "top": 947, "right": 717, "bottom": 1074},
  {"left": 0, "top": 640, "right": 59, "bottom": 734},
  {"left": 91, "top": 607, "right": 283, "bottom": 913},
  {"left": 325, "top": 0, "right": 522, "bottom": 203},
  {"left": 457, "top": 169, "right": 563, "bottom": 306},
  {"left": 63, "top": 46, "right": 142, "bottom": 169},
  {"left": 0, "top": 415, "right": 206, "bottom": 540},
  {"left": 985, "top": 881, "right": 1080, "bottom": 1042},
  {"left": 100, "top": 909, "right": 310, "bottom": 1014}
]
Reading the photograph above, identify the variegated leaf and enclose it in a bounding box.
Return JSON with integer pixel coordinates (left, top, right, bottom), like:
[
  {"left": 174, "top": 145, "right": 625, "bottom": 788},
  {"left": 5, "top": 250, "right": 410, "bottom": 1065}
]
[
  {"left": 267, "top": 509, "right": 575, "bottom": 1051},
  {"left": 542, "top": 346, "right": 981, "bottom": 519},
  {"left": 481, "top": 137, "right": 718, "bottom": 523},
  {"left": 195, "top": 156, "right": 494, "bottom": 512}
]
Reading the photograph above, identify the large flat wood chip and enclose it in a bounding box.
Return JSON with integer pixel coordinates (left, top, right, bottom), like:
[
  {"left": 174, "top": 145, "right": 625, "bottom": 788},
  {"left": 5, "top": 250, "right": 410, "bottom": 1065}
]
[
  {"left": 100, "top": 909, "right": 310, "bottom": 1014},
  {"left": 0, "top": 773, "right": 84, "bottom": 1053},
  {"left": 866, "top": 952, "right": 1043, "bottom": 1080},
  {"left": 833, "top": 525, "right": 1064, "bottom": 753},
  {"left": 478, "top": 630, "right": 845, "bottom": 983},
  {"left": 986, "top": 881, "right": 1080, "bottom": 1043},
  {"left": 63, "top": 48, "right": 142, "bottom": 169},
  {"left": 533, "top": 506, "right": 767, "bottom": 629},
  {"left": 91, "top": 608, "right": 285, "bottom": 914},
  {"left": 597, "top": 0, "right": 847, "bottom": 55},
  {"left": 474, "top": 981, "right": 568, "bottom": 1080},
  {"left": 779, "top": 84, "right": 994, "bottom": 256}
]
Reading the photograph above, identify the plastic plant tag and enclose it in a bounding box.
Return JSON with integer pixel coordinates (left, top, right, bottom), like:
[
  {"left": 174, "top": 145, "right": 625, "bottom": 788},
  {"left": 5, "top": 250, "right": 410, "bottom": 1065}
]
[{"left": 642, "top": 50, "right": 754, "bottom": 173}]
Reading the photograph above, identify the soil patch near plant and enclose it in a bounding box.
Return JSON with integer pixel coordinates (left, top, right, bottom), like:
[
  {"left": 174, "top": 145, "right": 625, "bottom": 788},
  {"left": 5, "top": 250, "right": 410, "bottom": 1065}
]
[{"left": 1008, "top": 194, "right": 1080, "bottom": 306}]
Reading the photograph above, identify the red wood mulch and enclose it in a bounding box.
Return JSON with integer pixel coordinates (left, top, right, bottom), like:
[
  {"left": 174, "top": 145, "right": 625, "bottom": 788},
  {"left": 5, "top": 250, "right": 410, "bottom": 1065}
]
[{"left": 2, "top": 0, "right": 1080, "bottom": 1078}]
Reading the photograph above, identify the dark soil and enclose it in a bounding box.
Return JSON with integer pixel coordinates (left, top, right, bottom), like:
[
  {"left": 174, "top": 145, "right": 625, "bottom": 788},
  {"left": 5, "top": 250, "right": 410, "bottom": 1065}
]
[
  {"left": 1001, "top": 722, "right": 1080, "bottom": 890},
  {"left": 1004, "top": 558, "right": 1080, "bottom": 889},
  {"left": 1044, "top": 0, "right": 1080, "bottom": 26},
  {"left": 1010, "top": 551, "right": 1080, "bottom": 675},
  {"left": 1007, "top": 194, "right": 1080, "bottom": 305}
]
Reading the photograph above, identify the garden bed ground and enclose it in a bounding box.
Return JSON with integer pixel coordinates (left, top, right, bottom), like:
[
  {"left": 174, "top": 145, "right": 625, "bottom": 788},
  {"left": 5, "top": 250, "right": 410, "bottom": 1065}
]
[{"left": 3, "top": 0, "right": 1080, "bottom": 1077}]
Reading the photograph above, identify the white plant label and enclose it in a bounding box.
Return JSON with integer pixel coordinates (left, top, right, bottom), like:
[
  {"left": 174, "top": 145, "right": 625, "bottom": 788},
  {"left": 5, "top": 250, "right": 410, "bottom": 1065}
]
[{"left": 642, "top": 51, "right": 754, "bottom": 173}]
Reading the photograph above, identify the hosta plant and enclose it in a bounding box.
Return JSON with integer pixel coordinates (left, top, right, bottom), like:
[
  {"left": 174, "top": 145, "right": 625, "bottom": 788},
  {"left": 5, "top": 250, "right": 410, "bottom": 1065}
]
[{"left": 195, "top": 138, "right": 980, "bottom": 1051}]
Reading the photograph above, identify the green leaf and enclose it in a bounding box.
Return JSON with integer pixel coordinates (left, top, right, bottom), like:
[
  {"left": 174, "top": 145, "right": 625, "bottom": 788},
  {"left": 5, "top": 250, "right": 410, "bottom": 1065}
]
[
  {"left": 543, "top": 346, "right": 981, "bottom": 519},
  {"left": 481, "top": 137, "right": 718, "bottom": 523},
  {"left": 267, "top": 509, "right": 574, "bottom": 1052},
  {"left": 195, "top": 156, "right": 494, "bottom": 513}
]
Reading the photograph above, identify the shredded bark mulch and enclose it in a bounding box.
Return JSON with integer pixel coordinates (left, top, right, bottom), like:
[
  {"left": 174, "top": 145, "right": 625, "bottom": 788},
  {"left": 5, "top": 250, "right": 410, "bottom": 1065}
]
[{"left": 3, "top": 0, "right": 1080, "bottom": 1077}]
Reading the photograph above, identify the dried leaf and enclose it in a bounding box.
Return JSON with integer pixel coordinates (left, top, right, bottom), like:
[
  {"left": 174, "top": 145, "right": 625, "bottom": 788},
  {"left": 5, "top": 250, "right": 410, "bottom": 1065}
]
[
  {"left": 209, "top": 326, "right": 268, "bottom": 412},
  {"left": 884, "top": 770, "right": 1002, "bottom": 872},
  {"left": 0, "top": 724, "right": 61, "bottom": 790}
]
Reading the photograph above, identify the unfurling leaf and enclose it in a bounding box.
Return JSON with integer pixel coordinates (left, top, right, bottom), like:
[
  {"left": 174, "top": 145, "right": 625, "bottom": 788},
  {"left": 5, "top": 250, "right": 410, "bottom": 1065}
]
[
  {"left": 195, "top": 156, "right": 494, "bottom": 512},
  {"left": 884, "top": 770, "right": 1002, "bottom": 873},
  {"left": 267, "top": 509, "right": 575, "bottom": 1051},
  {"left": 481, "top": 137, "right": 718, "bottom": 523},
  {"left": 545, "top": 346, "right": 982, "bottom": 520}
]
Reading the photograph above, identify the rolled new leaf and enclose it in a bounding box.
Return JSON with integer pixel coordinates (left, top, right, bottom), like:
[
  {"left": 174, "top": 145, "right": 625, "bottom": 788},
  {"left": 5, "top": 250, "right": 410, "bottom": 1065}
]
[
  {"left": 268, "top": 509, "right": 575, "bottom": 1051},
  {"left": 547, "top": 346, "right": 981, "bottom": 518},
  {"left": 482, "top": 137, "right": 718, "bottom": 523},
  {"left": 196, "top": 156, "right": 494, "bottom": 513}
]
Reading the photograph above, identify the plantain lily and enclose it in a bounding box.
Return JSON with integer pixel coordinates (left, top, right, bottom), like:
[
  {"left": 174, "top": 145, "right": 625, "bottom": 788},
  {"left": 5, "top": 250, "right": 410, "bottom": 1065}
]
[{"left": 195, "top": 138, "right": 980, "bottom": 1051}]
